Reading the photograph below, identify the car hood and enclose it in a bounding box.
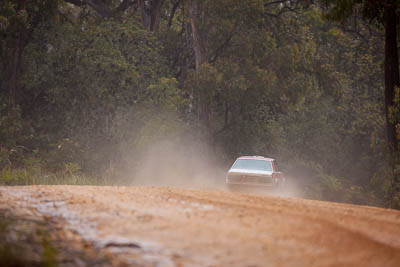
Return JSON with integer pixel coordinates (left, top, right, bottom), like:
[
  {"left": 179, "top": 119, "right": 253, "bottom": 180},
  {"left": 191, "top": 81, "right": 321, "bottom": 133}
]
[{"left": 228, "top": 169, "right": 273, "bottom": 176}]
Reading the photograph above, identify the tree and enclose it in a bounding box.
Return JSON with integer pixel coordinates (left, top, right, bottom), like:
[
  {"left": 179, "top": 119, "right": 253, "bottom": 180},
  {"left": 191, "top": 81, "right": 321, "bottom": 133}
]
[
  {"left": 186, "top": 0, "right": 211, "bottom": 141},
  {"left": 0, "top": 0, "right": 58, "bottom": 110},
  {"left": 16, "top": 5, "right": 187, "bottom": 174},
  {"left": 322, "top": 0, "right": 400, "bottom": 207}
]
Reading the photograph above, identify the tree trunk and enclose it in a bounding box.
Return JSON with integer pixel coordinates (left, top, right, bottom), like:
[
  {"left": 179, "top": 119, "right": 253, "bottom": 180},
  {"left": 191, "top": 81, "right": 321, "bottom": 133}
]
[
  {"left": 138, "top": 0, "right": 163, "bottom": 32},
  {"left": 9, "top": 26, "right": 23, "bottom": 111},
  {"left": 8, "top": 0, "right": 26, "bottom": 111},
  {"left": 188, "top": 0, "right": 207, "bottom": 70},
  {"left": 138, "top": 0, "right": 151, "bottom": 30},
  {"left": 384, "top": 1, "right": 399, "bottom": 151},
  {"left": 384, "top": 0, "right": 400, "bottom": 203},
  {"left": 187, "top": 0, "right": 212, "bottom": 143},
  {"left": 150, "top": 0, "right": 163, "bottom": 31}
]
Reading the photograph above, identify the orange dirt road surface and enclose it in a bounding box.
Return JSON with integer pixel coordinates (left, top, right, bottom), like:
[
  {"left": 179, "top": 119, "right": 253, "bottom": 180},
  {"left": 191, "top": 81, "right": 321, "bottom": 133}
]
[{"left": 1, "top": 185, "right": 400, "bottom": 267}]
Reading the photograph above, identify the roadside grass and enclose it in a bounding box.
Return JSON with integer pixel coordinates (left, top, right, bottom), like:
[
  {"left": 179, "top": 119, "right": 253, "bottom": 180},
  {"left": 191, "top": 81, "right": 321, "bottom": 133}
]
[{"left": 0, "top": 167, "right": 115, "bottom": 186}]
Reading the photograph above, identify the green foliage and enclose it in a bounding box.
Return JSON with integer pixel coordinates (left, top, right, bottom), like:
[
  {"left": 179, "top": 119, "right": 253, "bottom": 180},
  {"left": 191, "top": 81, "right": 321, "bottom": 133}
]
[
  {"left": 17, "top": 12, "right": 180, "bottom": 175},
  {"left": 41, "top": 231, "right": 58, "bottom": 267},
  {"left": 322, "top": 0, "right": 386, "bottom": 25},
  {"left": 0, "top": 107, "right": 33, "bottom": 159},
  {"left": 388, "top": 87, "right": 400, "bottom": 126},
  {"left": 0, "top": 168, "right": 31, "bottom": 185},
  {"left": 321, "top": 0, "right": 358, "bottom": 21},
  {"left": 0, "top": 166, "right": 113, "bottom": 186}
]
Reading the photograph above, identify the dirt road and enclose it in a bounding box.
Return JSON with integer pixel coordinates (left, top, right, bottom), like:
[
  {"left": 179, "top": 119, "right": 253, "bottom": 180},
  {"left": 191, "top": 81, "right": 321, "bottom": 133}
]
[{"left": 1, "top": 185, "right": 400, "bottom": 266}]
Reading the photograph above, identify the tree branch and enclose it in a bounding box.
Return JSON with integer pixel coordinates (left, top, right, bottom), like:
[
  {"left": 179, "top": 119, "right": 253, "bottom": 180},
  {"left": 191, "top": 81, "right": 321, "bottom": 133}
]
[{"left": 209, "top": 29, "right": 236, "bottom": 63}]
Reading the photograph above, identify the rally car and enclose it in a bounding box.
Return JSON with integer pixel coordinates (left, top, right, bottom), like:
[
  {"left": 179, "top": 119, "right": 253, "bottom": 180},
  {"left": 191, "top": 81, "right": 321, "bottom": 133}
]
[{"left": 226, "top": 156, "right": 285, "bottom": 190}]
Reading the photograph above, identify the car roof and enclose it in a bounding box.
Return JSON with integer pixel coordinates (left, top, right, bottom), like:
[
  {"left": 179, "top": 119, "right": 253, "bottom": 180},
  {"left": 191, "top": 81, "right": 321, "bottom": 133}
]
[{"left": 237, "top": 156, "right": 274, "bottom": 161}]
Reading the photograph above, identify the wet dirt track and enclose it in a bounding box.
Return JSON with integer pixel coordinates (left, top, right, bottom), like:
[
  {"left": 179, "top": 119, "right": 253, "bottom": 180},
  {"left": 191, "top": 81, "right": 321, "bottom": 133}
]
[{"left": 1, "top": 185, "right": 400, "bottom": 267}]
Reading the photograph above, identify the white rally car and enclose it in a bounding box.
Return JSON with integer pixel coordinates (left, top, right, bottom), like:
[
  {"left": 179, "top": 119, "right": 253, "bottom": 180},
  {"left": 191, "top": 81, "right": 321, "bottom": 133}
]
[{"left": 226, "top": 156, "right": 285, "bottom": 190}]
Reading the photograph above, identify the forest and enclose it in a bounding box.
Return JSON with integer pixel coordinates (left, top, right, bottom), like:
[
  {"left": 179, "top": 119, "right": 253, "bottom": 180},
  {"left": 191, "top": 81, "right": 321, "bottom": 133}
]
[{"left": 1, "top": 0, "right": 400, "bottom": 209}]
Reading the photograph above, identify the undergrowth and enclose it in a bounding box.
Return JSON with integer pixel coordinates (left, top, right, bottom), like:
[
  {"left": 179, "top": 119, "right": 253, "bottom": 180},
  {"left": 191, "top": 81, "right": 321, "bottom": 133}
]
[{"left": 0, "top": 167, "right": 114, "bottom": 186}]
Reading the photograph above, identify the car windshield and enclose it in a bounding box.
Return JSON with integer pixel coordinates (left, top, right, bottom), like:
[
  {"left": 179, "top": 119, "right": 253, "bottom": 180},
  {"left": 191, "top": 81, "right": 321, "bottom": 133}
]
[{"left": 232, "top": 159, "right": 272, "bottom": 171}]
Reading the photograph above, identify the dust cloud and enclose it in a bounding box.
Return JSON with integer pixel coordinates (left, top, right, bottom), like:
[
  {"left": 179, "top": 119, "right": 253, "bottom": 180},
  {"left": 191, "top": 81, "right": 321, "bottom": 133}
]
[
  {"left": 126, "top": 137, "right": 228, "bottom": 190},
  {"left": 227, "top": 177, "right": 304, "bottom": 199},
  {"left": 122, "top": 136, "right": 304, "bottom": 199},
  {"left": 278, "top": 176, "right": 304, "bottom": 199}
]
